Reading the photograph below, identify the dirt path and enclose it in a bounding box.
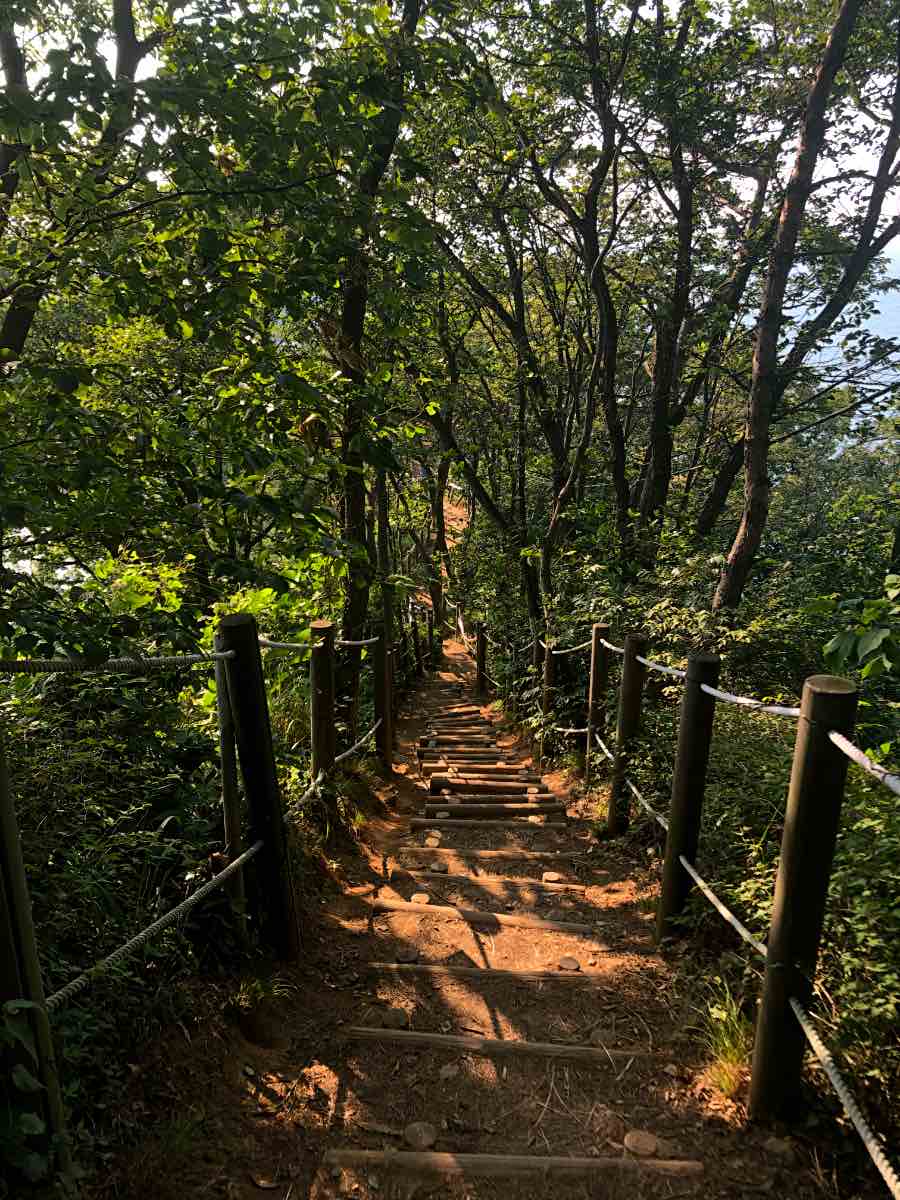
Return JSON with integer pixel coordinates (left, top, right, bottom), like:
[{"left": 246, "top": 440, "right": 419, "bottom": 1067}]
[{"left": 97, "top": 643, "right": 830, "bottom": 1200}]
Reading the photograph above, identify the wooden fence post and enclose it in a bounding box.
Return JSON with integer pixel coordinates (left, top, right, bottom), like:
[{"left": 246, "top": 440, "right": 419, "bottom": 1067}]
[
  {"left": 655, "top": 653, "right": 720, "bottom": 942},
  {"left": 219, "top": 613, "right": 299, "bottom": 960},
  {"left": 584, "top": 622, "right": 611, "bottom": 785},
  {"left": 749, "top": 674, "right": 857, "bottom": 1120},
  {"left": 373, "top": 624, "right": 393, "bottom": 771},
  {"left": 540, "top": 633, "right": 554, "bottom": 763},
  {"left": 427, "top": 608, "right": 435, "bottom": 669},
  {"left": 309, "top": 619, "right": 336, "bottom": 780},
  {"left": 607, "top": 632, "right": 648, "bottom": 836},
  {"left": 0, "top": 731, "right": 70, "bottom": 1175},
  {"left": 411, "top": 605, "right": 424, "bottom": 677},
  {"left": 389, "top": 647, "right": 399, "bottom": 743},
  {"left": 214, "top": 632, "right": 247, "bottom": 943},
  {"left": 475, "top": 621, "right": 487, "bottom": 695}
]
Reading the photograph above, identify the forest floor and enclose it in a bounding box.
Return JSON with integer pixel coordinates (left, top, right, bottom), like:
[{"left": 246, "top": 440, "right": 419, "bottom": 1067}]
[{"left": 88, "top": 643, "right": 848, "bottom": 1200}]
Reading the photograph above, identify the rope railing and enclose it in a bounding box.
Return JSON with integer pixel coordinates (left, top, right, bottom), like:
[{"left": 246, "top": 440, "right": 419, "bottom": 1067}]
[
  {"left": 0, "top": 650, "right": 234, "bottom": 675},
  {"left": 636, "top": 654, "right": 686, "bottom": 680},
  {"left": 828, "top": 732, "right": 900, "bottom": 797},
  {"left": 334, "top": 717, "right": 383, "bottom": 766},
  {"left": 552, "top": 638, "right": 593, "bottom": 656},
  {"left": 554, "top": 724, "right": 589, "bottom": 734},
  {"left": 599, "top": 637, "right": 625, "bottom": 654},
  {"left": 677, "top": 856, "right": 767, "bottom": 958},
  {"left": 258, "top": 637, "right": 309, "bottom": 653},
  {"left": 592, "top": 733, "right": 668, "bottom": 829},
  {"left": 335, "top": 636, "right": 379, "bottom": 649},
  {"left": 45, "top": 841, "right": 264, "bottom": 1012},
  {"left": 789, "top": 999, "right": 900, "bottom": 1199},
  {"left": 700, "top": 682, "right": 800, "bottom": 718}
]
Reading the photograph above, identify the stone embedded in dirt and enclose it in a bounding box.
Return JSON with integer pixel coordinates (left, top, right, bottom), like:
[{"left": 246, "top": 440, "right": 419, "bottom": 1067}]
[
  {"left": 542, "top": 871, "right": 562, "bottom": 883},
  {"left": 558, "top": 956, "right": 580, "bottom": 972},
  {"left": 436, "top": 810, "right": 450, "bottom": 818},
  {"left": 404, "top": 1121, "right": 437, "bottom": 1150},
  {"left": 424, "top": 836, "right": 441, "bottom": 847},
  {"left": 395, "top": 944, "right": 419, "bottom": 963},
  {"left": 624, "top": 1130, "right": 661, "bottom": 1157},
  {"left": 430, "top": 860, "right": 448, "bottom": 873},
  {"left": 411, "top": 893, "right": 430, "bottom": 905},
  {"left": 763, "top": 1136, "right": 795, "bottom": 1161},
  {"left": 381, "top": 1007, "right": 408, "bottom": 1029},
  {"left": 250, "top": 1175, "right": 280, "bottom": 1190},
  {"left": 438, "top": 1063, "right": 460, "bottom": 1081}
]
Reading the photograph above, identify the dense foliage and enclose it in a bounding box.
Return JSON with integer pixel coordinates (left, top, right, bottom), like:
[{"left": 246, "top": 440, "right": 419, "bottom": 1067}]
[{"left": 0, "top": 0, "right": 898, "bottom": 1191}]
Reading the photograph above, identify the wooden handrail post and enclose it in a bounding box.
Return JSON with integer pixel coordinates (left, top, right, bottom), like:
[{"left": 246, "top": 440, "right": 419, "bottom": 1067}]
[
  {"left": 411, "top": 605, "right": 424, "bottom": 678},
  {"left": 0, "top": 730, "right": 70, "bottom": 1175},
  {"left": 214, "top": 632, "right": 247, "bottom": 944},
  {"left": 656, "top": 653, "right": 720, "bottom": 942},
  {"left": 309, "top": 619, "right": 336, "bottom": 781},
  {"left": 584, "top": 622, "right": 611, "bottom": 785},
  {"left": 607, "top": 632, "right": 648, "bottom": 835},
  {"left": 373, "top": 624, "right": 392, "bottom": 771},
  {"left": 749, "top": 674, "right": 857, "bottom": 1120},
  {"left": 475, "top": 622, "right": 487, "bottom": 695},
  {"left": 219, "top": 613, "right": 299, "bottom": 960},
  {"left": 427, "top": 607, "right": 435, "bottom": 669}
]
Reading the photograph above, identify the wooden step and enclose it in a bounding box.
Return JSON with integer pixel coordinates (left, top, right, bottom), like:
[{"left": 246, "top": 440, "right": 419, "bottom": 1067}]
[
  {"left": 399, "top": 847, "right": 587, "bottom": 863},
  {"left": 343, "top": 1027, "right": 651, "bottom": 1064},
  {"left": 392, "top": 869, "right": 586, "bottom": 892},
  {"left": 435, "top": 792, "right": 555, "bottom": 804},
  {"left": 324, "top": 1149, "right": 702, "bottom": 1179},
  {"left": 371, "top": 897, "right": 590, "bottom": 931},
  {"left": 410, "top": 818, "right": 569, "bottom": 830},
  {"left": 431, "top": 776, "right": 544, "bottom": 795},
  {"left": 424, "top": 802, "right": 567, "bottom": 819},
  {"left": 366, "top": 962, "right": 632, "bottom": 983}
]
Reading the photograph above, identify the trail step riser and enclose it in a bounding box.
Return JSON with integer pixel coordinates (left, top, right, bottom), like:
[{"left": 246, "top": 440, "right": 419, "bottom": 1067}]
[
  {"left": 423, "top": 803, "right": 567, "bottom": 818},
  {"left": 410, "top": 818, "right": 569, "bottom": 829},
  {"left": 343, "top": 1027, "right": 654, "bottom": 1063}
]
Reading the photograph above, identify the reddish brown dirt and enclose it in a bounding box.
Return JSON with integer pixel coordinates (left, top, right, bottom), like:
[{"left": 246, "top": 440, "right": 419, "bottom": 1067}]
[{"left": 90, "top": 643, "right": 840, "bottom": 1200}]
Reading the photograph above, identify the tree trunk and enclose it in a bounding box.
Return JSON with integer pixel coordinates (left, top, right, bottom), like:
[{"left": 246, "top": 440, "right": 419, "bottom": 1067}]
[{"left": 713, "top": 0, "right": 863, "bottom": 610}]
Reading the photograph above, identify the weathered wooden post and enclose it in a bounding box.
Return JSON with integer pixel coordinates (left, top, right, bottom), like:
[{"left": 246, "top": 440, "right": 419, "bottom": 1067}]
[
  {"left": 411, "top": 605, "right": 424, "bottom": 678},
  {"left": 540, "top": 633, "right": 555, "bottom": 763},
  {"left": 475, "top": 621, "right": 487, "bottom": 695},
  {"left": 373, "top": 624, "right": 392, "bottom": 771},
  {"left": 0, "top": 731, "right": 70, "bottom": 1174},
  {"left": 656, "top": 654, "right": 720, "bottom": 942},
  {"left": 214, "top": 632, "right": 247, "bottom": 941},
  {"left": 427, "top": 607, "right": 435, "bottom": 669},
  {"left": 584, "top": 622, "right": 611, "bottom": 784},
  {"left": 749, "top": 675, "right": 857, "bottom": 1120},
  {"left": 309, "top": 619, "right": 336, "bottom": 780},
  {"left": 607, "top": 632, "right": 648, "bottom": 835},
  {"left": 220, "top": 613, "right": 299, "bottom": 960},
  {"left": 389, "top": 646, "right": 400, "bottom": 743}
]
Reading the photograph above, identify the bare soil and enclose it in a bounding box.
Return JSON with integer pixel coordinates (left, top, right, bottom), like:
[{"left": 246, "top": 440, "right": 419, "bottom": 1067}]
[{"left": 88, "top": 642, "right": 846, "bottom": 1200}]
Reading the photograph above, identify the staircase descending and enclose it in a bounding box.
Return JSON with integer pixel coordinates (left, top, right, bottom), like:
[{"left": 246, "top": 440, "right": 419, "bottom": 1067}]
[{"left": 318, "top": 664, "right": 717, "bottom": 1196}]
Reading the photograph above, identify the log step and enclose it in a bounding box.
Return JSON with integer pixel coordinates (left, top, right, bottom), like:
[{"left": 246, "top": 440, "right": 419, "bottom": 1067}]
[
  {"left": 343, "top": 1026, "right": 651, "bottom": 1063},
  {"left": 399, "top": 847, "right": 588, "bottom": 862},
  {"left": 366, "top": 962, "right": 635, "bottom": 982},
  {"left": 424, "top": 803, "right": 567, "bottom": 818},
  {"left": 371, "top": 898, "right": 590, "bottom": 931},
  {"left": 433, "top": 792, "right": 555, "bottom": 803},
  {"left": 323, "top": 1149, "right": 702, "bottom": 1179},
  {"left": 431, "top": 777, "right": 544, "bottom": 795},
  {"left": 410, "top": 818, "right": 569, "bottom": 830},
  {"left": 393, "top": 869, "right": 586, "bottom": 892}
]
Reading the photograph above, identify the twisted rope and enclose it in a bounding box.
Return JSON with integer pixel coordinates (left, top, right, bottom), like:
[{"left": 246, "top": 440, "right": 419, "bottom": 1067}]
[
  {"left": 592, "top": 734, "right": 668, "bottom": 828},
  {"left": 599, "top": 638, "right": 625, "bottom": 655},
  {"left": 336, "top": 636, "right": 379, "bottom": 649},
  {"left": 552, "top": 639, "right": 593, "bottom": 656},
  {"left": 636, "top": 655, "right": 686, "bottom": 680},
  {"left": 284, "top": 772, "right": 326, "bottom": 821},
  {"left": 677, "top": 856, "right": 767, "bottom": 958},
  {"left": 258, "top": 638, "right": 309, "bottom": 654},
  {"left": 828, "top": 732, "right": 900, "bottom": 797},
  {"left": 0, "top": 651, "right": 234, "bottom": 675},
  {"left": 554, "top": 725, "right": 589, "bottom": 734},
  {"left": 334, "top": 718, "right": 383, "bottom": 765},
  {"left": 45, "top": 841, "right": 263, "bottom": 1011},
  {"left": 789, "top": 999, "right": 900, "bottom": 1198},
  {"left": 593, "top": 732, "right": 615, "bottom": 764},
  {"left": 700, "top": 683, "right": 800, "bottom": 718}
]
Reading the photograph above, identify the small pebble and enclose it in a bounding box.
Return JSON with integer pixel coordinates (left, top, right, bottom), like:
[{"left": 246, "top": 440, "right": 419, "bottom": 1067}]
[
  {"left": 411, "top": 893, "right": 430, "bottom": 905},
  {"left": 558, "top": 956, "right": 580, "bottom": 972},
  {"left": 624, "top": 1130, "right": 660, "bottom": 1157},
  {"left": 430, "top": 861, "right": 448, "bottom": 873},
  {"left": 436, "top": 810, "right": 450, "bottom": 818},
  {"left": 404, "top": 1121, "right": 437, "bottom": 1150},
  {"left": 542, "top": 871, "right": 562, "bottom": 883}
]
